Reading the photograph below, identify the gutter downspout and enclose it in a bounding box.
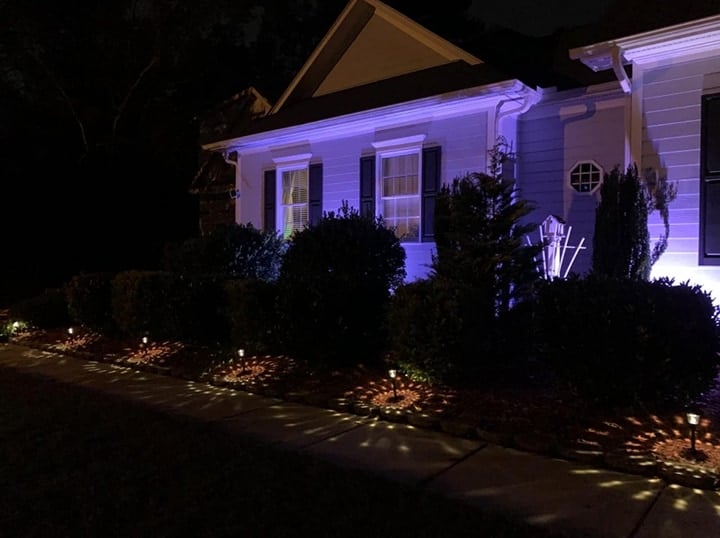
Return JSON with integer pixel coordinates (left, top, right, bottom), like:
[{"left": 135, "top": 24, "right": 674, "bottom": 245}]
[
  {"left": 611, "top": 45, "right": 632, "bottom": 95},
  {"left": 610, "top": 45, "right": 638, "bottom": 167},
  {"left": 222, "top": 150, "right": 241, "bottom": 223}
]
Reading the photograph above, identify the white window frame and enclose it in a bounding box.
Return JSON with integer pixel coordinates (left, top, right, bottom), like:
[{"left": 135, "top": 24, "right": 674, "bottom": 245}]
[
  {"left": 273, "top": 153, "right": 311, "bottom": 239},
  {"left": 372, "top": 135, "right": 426, "bottom": 243},
  {"left": 568, "top": 160, "right": 603, "bottom": 194}
]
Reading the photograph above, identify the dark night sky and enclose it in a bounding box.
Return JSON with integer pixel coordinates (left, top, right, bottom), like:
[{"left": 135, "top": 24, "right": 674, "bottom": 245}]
[{"left": 470, "top": 0, "right": 611, "bottom": 36}]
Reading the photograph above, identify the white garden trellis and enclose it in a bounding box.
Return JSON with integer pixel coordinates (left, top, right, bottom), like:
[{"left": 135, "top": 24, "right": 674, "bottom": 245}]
[{"left": 528, "top": 214, "right": 586, "bottom": 280}]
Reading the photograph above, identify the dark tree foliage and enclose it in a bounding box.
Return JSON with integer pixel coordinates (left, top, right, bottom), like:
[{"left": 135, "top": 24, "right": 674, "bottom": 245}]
[
  {"left": 277, "top": 202, "right": 406, "bottom": 368},
  {"left": 592, "top": 164, "right": 651, "bottom": 280},
  {"left": 162, "top": 223, "right": 286, "bottom": 282},
  {"left": 432, "top": 171, "right": 541, "bottom": 319}
]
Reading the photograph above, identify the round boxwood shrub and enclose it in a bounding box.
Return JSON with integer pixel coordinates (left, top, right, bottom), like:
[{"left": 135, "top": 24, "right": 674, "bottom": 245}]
[
  {"left": 535, "top": 275, "right": 720, "bottom": 410},
  {"left": 276, "top": 203, "right": 405, "bottom": 368}
]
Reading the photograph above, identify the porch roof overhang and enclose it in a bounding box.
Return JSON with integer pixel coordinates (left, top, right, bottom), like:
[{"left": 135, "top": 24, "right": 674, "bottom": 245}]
[
  {"left": 202, "top": 78, "right": 536, "bottom": 154},
  {"left": 569, "top": 14, "right": 720, "bottom": 72}
]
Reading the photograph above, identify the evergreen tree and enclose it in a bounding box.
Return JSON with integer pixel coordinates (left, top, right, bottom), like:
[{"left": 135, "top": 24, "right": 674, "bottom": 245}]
[
  {"left": 432, "top": 170, "right": 540, "bottom": 319},
  {"left": 592, "top": 164, "right": 651, "bottom": 280}
]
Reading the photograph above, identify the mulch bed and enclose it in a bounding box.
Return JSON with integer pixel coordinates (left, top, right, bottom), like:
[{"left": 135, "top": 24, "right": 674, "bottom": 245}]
[{"left": 9, "top": 326, "right": 720, "bottom": 490}]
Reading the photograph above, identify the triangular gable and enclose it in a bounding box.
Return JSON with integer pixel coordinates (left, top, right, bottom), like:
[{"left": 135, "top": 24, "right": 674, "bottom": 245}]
[{"left": 271, "top": 0, "right": 482, "bottom": 113}]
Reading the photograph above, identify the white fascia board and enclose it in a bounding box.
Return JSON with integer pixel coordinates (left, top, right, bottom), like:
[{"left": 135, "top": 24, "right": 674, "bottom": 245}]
[
  {"left": 203, "top": 80, "right": 534, "bottom": 154},
  {"left": 570, "top": 15, "right": 720, "bottom": 71}
]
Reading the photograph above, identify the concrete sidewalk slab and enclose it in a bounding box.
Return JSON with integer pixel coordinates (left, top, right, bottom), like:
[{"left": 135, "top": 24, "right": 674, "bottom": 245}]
[
  {"left": 426, "top": 444, "right": 664, "bottom": 538},
  {"left": 0, "top": 344, "right": 280, "bottom": 420},
  {"left": 219, "top": 402, "right": 369, "bottom": 448},
  {"left": 634, "top": 484, "right": 720, "bottom": 538},
  {"left": 305, "top": 420, "right": 483, "bottom": 484}
]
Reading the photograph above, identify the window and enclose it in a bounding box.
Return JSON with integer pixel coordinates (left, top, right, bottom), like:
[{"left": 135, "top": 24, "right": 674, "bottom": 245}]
[
  {"left": 360, "top": 138, "right": 440, "bottom": 243},
  {"left": 569, "top": 161, "right": 603, "bottom": 193},
  {"left": 279, "top": 167, "right": 308, "bottom": 239},
  {"left": 380, "top": 152, "right": 421, "bottom": 242},
  {"left": 264, "top": 155, "right": 322, "bottom": 238},
  {"left": 700, "top": 93, "right": 720, "bottom": 264}
]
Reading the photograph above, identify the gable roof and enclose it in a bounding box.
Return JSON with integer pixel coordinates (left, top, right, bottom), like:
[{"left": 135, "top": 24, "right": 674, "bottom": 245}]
[{"left": 270, "top": 0, "right": 483, "bottom": 114}]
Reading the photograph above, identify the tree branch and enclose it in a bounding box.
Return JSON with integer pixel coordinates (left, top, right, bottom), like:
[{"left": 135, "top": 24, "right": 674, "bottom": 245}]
[
  {"left": 112, "top": 55, "right": 158, "bottom": 138},
  {"left": 29, "top": 50, "right": 89, "bottom": 157}
]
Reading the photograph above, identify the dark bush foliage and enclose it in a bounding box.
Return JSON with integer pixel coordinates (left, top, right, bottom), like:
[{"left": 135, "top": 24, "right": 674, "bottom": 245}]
[
  {"left": 277, "top": 202, "right": 406, "bottom": 368},
  {"left": 592, "top": 164, "right": 651, "bottom": 280},
  {"left": 386, "top": 278, "right": 469, "bottom": 384},
  {"left": 65, "top": 272, "right": 117, "bottom": 331},
  {"left": 535, "top": 275, "right": 720, "bottom": 410},
  {"left": 9, "top": 287, "right": 70, "bottom": 329},
  {"left": 433, "top": 171, "right": 540, "bottom": 321},
  {"left": 387, "top": 277, "right": 535, "bottom": 386},
  {"left": 162, "top": 223, "right": 286, "bottom": 281},
  {"left": 112, "top": 271, "right": 228, "bottom": 344},
  {"left": 225, "top": 279, "right": 279, "bottom": 355}
]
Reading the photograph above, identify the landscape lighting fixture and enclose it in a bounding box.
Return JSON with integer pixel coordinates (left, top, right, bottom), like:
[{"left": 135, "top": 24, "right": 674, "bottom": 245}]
[
  {"left": 67, "top": 327, "right": 74, "bottom": 337},
  {"left": 388, "top": 369, "right": 398, "bottom": 401},
  {"left": 238, "top": 348, "right": 246, "bottom": 372},
  {"left": 686, "top": 411, "right": 700, "bottom": 454}
]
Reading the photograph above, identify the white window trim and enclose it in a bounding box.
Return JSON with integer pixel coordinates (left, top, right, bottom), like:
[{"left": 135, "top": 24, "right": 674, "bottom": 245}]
[
  {"left": 274, "top": 154, "right": 311, "bottom": 238},
  {"left": 375, "top": 139, "right": 424, "bottom": 243},
  {"left": 568, "top": 159, "right": 604, "bottom": 194}
]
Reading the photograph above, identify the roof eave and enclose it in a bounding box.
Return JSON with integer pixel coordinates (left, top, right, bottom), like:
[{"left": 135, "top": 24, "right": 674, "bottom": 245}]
[
  {"left": 203, "top": 79, "right": 533, "bottom": 153},
  {"left": 569, "top": 14, "right": 720, "bottom": 71}
]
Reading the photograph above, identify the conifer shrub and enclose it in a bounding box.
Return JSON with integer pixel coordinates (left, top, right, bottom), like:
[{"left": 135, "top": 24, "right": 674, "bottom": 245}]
[{"left": 535, "top": 275, "right": 720, "bottom": 410}]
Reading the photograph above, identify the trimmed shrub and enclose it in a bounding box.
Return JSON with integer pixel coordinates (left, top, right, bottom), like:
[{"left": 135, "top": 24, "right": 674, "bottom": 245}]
[
  {"left": 535, "top": 275, "right": 720, "bottom": 410},
  {"left": 386, "top": 278, "right": 469, "bottom": 384},
  {"left": 277, "top": 202, "right": 406, "bottom": 368},
  {"left": 9, "top": 287, "right": 70, "bottom": 329},
  {"left": 112, "top": 271, "right": 227, "bottom": 344},
  {"left": 65, "top": 272, "right": 116, "bottom": 331},
  {"left": 225, "top": 279, "right": 279, "bottom": 355},
  {"left": 387, "top": 277, "right": 535, "bottom": 386},
  {"left": 162, "top": 223, "right": 286, "bottom": 281}
]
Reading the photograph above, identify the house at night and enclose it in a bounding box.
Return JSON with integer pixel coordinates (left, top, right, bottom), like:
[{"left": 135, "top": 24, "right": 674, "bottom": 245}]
[{"left": 199, "top": 0, "right": 720, "bottom": 297}]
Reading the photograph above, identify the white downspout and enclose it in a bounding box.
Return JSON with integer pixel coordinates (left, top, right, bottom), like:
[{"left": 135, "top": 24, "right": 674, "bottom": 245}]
[
  {"left": 611, "top": 45, "right": 632, "bottom": 95},
  {"left": 222, "top": 150, "right": 241, "bottom": 224}
]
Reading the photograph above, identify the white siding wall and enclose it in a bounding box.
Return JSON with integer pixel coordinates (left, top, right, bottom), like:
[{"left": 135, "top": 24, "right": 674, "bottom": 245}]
[
  {"left": 642, "top": 55, "right": 720, "bottom": 300},
  {"left": 237, "top": 109, "right": 490, "bottom": 282},
  {"left": 517, "top": 86, "right": 626, "bottom": 276}
]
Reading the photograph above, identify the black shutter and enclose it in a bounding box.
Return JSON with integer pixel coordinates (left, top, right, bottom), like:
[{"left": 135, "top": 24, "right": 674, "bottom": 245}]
[
  {"left": 701, "top": 94, "right": 720, "bottom": 264},
  {"left": 360, "top": 155, "right": 375, "bottom": 218},
  {"left": 422, "top": 146, "right": 441, "bottom": 241},
  {"left": 264, "top": 169, "right": 276, "bottom": 233},
  {"left": 309, "top": 163, "right": 323, "bottom": 226}
]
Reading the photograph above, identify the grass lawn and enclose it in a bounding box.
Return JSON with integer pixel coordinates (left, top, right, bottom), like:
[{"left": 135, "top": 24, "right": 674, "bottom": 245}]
[{"left": 0, "top": 366, "right": 568, "bottom": 538}]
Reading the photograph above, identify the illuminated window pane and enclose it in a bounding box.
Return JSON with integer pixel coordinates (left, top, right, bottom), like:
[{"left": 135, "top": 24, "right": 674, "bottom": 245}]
[
  {"left": 280, "top": 168, "right": 309, "bottom": 238},
  {"left": 569, "top": 161, "right": 602, "bottom": 193},
  {"left": 380, "top": 153, "right": 420, "bottom": 242}
]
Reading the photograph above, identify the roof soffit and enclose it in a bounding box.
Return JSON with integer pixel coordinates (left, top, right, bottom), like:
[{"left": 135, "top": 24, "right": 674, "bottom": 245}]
[{"left": 569, "top": 14, "right": 720, "bottom": 72}]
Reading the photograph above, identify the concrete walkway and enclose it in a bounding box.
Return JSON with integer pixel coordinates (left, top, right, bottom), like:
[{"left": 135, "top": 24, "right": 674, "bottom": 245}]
[{"left": 1, "top": 342, "right": 718, "bottom": 538}]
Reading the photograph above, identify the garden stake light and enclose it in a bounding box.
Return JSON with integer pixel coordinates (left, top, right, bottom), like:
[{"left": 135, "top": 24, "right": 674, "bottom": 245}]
[
  {"left": 687, "top": 411, "right": 700, "bottom": 454},
  {"left": 67, "top": 327, "right": 75, "bottom": 340},
  {"left": 388, "top": 369, "right": 399, "bottom": 402},
  {"left": 141, "top": 335, "right": 149, "bottom": 356},
  {"left": 238, "top": 348, "right": 246, "bottom": 373}
]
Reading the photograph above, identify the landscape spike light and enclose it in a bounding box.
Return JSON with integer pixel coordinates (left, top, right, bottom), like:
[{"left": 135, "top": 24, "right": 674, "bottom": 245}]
[
  {"left": 686, "top": 411, "right": 701, "bottom": 454},
  {"left": 388, "top": 369, "right": 398, "bottom": 401},
  {"left": 238, "top": 348, "right": 246, "bottom": 373}
]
